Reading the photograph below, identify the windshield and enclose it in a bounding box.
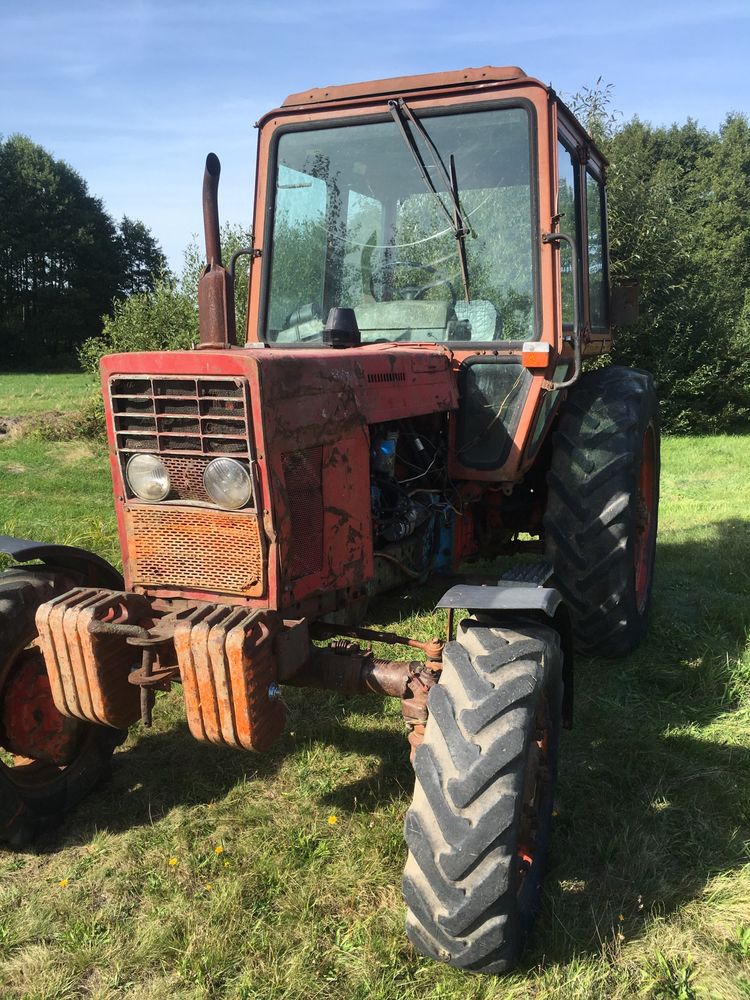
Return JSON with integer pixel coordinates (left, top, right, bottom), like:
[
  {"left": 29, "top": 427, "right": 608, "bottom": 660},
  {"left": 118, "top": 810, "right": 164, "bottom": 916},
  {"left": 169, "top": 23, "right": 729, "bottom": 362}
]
[{"left": 263, "top": 104, "right": 537, "bottom": 344}]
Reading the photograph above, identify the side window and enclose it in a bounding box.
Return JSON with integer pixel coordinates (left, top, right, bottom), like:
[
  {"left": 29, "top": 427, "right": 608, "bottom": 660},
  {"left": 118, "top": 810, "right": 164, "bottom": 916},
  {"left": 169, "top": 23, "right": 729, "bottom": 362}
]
[
  {"left": 556, "top": 140, "right": 579, "bottom": 327},
  {"left": 586, "top": 170, "right": 607, "bottom": 328}
]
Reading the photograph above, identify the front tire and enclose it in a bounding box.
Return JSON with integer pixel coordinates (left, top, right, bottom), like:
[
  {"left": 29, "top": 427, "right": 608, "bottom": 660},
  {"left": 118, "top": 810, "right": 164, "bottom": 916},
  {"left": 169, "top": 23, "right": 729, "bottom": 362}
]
[
  {"left": 402, "top": 618, "right": 563, "bottom": 974},
  {"left": 544, "top": 366, "right": 660, "bottom": 657},
  {"left": 0, "top": 569, "right": 124, "bottom": 847}
]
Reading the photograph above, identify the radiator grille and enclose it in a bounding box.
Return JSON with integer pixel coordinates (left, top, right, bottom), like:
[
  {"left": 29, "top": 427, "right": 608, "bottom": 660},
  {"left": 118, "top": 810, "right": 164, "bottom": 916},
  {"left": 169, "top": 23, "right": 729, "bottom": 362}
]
[
  {"left": 127, "top": 506, "right": 264, "bottom": 596},
  {"left": 283, "top": 448, "right": 323, "bottom": 579},
  {"left": 160, "top": 456, "right": 211, "bottom": 503},
  {"left": 110, "top": 376, "right": 249, "bottom": 458}
]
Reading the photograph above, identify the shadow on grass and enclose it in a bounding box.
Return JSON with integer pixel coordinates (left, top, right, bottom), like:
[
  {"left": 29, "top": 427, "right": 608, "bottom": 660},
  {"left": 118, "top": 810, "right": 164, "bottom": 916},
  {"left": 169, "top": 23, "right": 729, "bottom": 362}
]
[
  {"left": 32, "top": 520, "right": 750, "bottom": 971},
  {"left": 33, "top": 682, "right": 416, "bottom": 855},
  {"left": 527, "top": 518, "right": 750, "bottom": 966}
]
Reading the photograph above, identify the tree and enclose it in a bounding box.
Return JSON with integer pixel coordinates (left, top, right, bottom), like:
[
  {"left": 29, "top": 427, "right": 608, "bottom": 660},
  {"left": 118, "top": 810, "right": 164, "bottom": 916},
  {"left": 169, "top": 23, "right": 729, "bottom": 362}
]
[
  {"left": 0, "top": 135, "right": 164, "bottom": 367},
  {"left": 572, "top": 84, "right": 750, "bottom": 431},
  {"left": 116, "top": 216, "right": 169, "bottom": 297},
  {"left": 79, "top": 223, "right": 251, "bottom": 376}
]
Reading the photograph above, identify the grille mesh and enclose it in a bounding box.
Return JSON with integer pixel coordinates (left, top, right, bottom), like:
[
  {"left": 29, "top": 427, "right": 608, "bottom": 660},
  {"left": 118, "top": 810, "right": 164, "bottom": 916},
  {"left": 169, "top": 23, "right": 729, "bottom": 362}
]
[
  {"left": 111, "top": 375, "right": 249, "bottom": 459},
  {"left": 283, "top": 448, "right": 323, "bottom": 579},
  {"left": 160, "top": 456, "right": 210, "bottom": 502},
  {"left": 127, "top": 506, "right": 264, "bottom": 596}
]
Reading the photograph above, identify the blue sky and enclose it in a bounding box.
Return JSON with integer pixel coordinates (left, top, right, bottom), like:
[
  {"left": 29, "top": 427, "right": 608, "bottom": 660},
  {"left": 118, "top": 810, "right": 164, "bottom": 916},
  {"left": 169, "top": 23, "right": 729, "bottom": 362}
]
[{"left": 2, "top": 0, "right": 747, "bottom": 269}]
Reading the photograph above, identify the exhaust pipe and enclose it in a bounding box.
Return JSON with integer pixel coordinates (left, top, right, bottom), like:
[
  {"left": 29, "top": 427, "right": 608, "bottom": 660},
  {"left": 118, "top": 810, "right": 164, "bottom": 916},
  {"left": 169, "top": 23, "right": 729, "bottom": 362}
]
[{"left": 197, "top": 153, "right": 236, "bottom": 349}]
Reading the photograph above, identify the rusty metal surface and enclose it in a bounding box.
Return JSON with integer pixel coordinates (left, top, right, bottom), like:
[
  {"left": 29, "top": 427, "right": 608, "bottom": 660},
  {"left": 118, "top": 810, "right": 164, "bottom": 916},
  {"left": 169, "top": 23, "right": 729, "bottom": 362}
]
[
  {"left": 198, "top": 153, "right": 236, "bottom": 349},
  {"left": 202, "top": 153, "right": 223, "bottom": 267},
  {"left": 109, "top": 374, "right": 250, "bottom": 462},
  {"left": 311, "top": 623, "right": 444, "bottom": 663},
  {"left": 252, "top": 349, "right": 456, "bottom": 605},
  {"left": 0, "top": 648, "right": 83, "bottom": 765},
  {"left": 126, "top": 505, "right": 265, "bottom": 597},
  {"left": 35, "top": 588, "right": 144, "bottom": 729},
  {"left": 284, "top": 644, "right": 440, "bottom": 760},
  {"left": 401, "top": 663, "right": 440, "bottom": 760},
  {"left": 285, "top": 647, "right": 412, "bottom": 698},
  {"left": 281, "top": 66, "right": 526, "bottom": 108},
  {"left": 174, "top": 606, "right": 284, "bottom": 752},
  {"left": 274, "top": 619, "right": 310, "bottom": 680}
]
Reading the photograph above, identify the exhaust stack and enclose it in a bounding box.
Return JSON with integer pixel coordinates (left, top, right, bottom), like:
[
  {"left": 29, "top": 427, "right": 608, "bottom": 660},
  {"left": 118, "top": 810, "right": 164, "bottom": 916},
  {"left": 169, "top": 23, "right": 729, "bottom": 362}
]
[{"left": 197, "top": 153, "right": 236, "bottom": 349}]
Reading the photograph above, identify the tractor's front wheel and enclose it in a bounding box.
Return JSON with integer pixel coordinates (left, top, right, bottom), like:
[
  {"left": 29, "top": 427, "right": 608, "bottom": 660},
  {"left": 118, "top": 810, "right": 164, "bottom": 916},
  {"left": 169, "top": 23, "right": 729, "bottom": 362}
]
[
  {"left": 402, "top": 618, "right": 563, "bottom": 974},
  {"left": 0, "top": 569, "right": 124, "bottom": 847}
]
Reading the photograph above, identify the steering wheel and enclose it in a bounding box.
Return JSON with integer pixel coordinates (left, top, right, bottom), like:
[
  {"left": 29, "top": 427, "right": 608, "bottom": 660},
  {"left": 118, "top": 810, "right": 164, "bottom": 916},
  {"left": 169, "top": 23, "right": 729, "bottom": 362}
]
[{"left": 373, "top": 260, "right": 458, "bottom": 304}]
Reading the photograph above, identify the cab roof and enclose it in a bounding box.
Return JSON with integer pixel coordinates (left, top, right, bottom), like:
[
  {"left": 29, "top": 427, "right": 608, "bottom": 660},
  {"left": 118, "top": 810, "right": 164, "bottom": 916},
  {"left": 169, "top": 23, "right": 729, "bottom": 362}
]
[{"left": 282, "top": 65, "right": 529, "bottom": 108}]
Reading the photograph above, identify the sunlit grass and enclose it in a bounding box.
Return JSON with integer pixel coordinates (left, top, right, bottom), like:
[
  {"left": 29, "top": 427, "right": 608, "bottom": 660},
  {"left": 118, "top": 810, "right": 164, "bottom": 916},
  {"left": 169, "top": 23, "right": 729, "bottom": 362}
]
[
  {"left": 0, "top": 372, "right": 92, "bottom": 417},
  {"left": 0, "top": 385, "right": 748, "bottom": 998}
]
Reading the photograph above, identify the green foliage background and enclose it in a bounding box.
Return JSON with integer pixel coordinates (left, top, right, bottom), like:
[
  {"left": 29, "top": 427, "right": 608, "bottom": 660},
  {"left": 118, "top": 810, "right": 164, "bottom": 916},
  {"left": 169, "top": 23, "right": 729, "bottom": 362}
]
[
  {"left": 0, "top": 135, "right": 166, "bottom": 368},
  {"left": 78, "top": 224, "right": 251, "bottom": 376},
  {"left": 573, "top": 85, "right": 750, "bottom": 431}
]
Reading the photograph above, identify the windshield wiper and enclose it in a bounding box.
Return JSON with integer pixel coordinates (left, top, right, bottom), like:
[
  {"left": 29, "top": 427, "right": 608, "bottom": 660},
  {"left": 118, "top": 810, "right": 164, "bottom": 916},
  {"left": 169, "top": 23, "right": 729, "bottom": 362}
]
[{"left": 388, "top": 97, "right": 471, "bottom": 302}]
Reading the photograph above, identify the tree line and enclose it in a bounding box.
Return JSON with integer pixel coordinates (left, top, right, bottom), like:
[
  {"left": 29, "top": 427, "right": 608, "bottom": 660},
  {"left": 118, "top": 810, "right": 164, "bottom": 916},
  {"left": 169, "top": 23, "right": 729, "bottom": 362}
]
[
  {"left": 0, "top": 134, "right": 166, "bottom": 367},
  {"left": 574, "top": 86, "right": 750, "bottom": 431}
]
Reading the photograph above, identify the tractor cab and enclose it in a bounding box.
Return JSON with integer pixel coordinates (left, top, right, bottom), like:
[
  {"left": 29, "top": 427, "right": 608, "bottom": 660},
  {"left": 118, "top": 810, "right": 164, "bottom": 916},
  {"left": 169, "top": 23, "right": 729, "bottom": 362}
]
[{"left": 243, "top": 66, "right": 612, "bottom": 483}]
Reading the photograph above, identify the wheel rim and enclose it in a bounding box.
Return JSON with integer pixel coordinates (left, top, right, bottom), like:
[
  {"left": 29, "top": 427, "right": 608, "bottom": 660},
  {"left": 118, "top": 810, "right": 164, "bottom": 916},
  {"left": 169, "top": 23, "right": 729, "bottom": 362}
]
[
  {"left": 0, "top": 644, "right": 86, "bottom": 789},
  {"left": 634, "top": 424, "right": 657, "bottom": 614},
  {"left": 516, "top": 693, "right": 550, "bottom": 892}
]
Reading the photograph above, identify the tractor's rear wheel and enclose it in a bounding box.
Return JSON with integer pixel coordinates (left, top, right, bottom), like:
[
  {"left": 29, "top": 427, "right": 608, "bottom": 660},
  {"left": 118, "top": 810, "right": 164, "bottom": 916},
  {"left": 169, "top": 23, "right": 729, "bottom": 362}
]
[
  {"left": 402, "top": 618, "right": 562, "bottom": 974},
  {"left": 0, "top": 569, "right": 124, "bottom": 847},
  {"left": 544, "top": 366, "right": 660, "bottom": 657}
]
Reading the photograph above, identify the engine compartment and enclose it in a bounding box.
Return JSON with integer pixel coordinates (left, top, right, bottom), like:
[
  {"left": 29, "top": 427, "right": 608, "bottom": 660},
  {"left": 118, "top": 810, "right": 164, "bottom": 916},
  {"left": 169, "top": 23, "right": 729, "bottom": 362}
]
[{"left": 369, "top": 414, "right": 456, "bottom": 585}]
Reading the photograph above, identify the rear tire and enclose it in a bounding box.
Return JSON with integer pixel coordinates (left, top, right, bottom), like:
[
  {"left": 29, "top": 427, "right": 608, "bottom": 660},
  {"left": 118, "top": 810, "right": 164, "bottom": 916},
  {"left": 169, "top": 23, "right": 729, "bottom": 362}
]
[
  {"left": 0, "top": 569, "right": 124, "bottom": 847},
  {"left": 544, "top": 366, "right": 660, "bottom": 657},
  {"left": 402, "top": 618, "right": 562, "bottom": 974}
]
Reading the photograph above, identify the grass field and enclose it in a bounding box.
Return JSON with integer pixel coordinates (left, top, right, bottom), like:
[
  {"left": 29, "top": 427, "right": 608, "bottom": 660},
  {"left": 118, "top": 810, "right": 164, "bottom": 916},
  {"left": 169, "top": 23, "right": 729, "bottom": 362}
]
[
  {"left": 0, "top": 377, "right": 749, "bottom": 999},
  {"left": 0, "top": 372, "right": 92, "bottom": 417}
]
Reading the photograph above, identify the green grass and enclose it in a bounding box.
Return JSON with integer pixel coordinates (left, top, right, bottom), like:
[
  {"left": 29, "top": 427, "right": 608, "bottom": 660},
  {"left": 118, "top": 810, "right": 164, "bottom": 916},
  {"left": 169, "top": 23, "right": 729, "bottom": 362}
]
[
  {"left": 0, "top": 437, "right": 119, "bottom": 565},
  {"left": 1, "top": 381, "right": 749, "bottom": 999},
  {"left": 0, "top": 371, "right": 92, "bottom": 416}
]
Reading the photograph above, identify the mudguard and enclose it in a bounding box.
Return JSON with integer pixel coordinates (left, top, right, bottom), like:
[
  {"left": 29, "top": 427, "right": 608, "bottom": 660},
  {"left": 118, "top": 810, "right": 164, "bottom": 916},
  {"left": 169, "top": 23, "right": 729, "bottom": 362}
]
[
  {"left": 436, "top": 580, "right": 574, "bottom": 727},
  {"left": 0, "top": 536, "right": 123, "bottom": 591}
]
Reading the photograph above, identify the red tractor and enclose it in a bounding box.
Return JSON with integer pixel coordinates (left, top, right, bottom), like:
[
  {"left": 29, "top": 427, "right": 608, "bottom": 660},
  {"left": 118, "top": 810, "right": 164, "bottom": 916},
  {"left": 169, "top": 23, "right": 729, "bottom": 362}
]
[{"left": 0, "top": 66, "right": 658, "bottom": 973}]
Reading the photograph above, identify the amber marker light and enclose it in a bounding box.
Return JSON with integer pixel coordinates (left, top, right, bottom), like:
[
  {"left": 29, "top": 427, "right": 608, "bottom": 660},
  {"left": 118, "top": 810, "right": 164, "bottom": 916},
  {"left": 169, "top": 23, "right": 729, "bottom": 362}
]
[{"left": 522, "top": 342, "right": 553, "bottom": 369}]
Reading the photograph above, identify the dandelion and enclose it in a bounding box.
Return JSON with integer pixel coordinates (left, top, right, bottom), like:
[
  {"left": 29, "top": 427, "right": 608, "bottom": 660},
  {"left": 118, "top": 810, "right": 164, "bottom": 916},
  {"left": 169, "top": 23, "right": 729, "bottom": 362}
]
[
  {"left": 168, "top": 857, "right": 178, "bottom": 867},
  {"left": 327, "top": 815, "right": 338, "bottom": 826},
  {"left": 58, "top": 878, "right": 69, "bottom": 888},
  {"left": 214, "top": 845, "right": 224, "bottom": 855},
  {"left": 206, "top": 883, "right": 213, "bottom": 891}
]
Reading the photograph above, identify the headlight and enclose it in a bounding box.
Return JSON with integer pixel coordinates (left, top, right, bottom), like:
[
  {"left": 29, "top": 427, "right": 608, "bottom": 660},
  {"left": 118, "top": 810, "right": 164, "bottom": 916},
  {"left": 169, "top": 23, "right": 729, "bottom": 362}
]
[
  {"left": 203, "top": 458, "right": 253, "bottom": 510},
  {"left": 125, "top": 453, "right": 170, "bottom": 501}
]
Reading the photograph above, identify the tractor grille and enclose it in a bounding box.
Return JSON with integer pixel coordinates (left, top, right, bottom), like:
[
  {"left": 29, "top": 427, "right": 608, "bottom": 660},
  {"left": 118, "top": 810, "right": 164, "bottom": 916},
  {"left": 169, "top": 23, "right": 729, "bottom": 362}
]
[
  {"left": 283, "top": 447, "right": 323, "bottom": 579},
  {"left": 160, "top": 455, "right": 212, "bottom": 503},
  {"left": 110, "top": 376, "right": 249, "bottom": 459},
  {"left": 126, "top": 505, "right": 264, "bottom": 597}
]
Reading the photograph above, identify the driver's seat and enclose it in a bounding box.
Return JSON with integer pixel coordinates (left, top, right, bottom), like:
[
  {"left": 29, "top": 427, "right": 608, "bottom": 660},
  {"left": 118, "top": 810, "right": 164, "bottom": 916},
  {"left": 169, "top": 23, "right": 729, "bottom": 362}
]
[{"left": 454, "top": 300, "right": 501, "bottom": 340}]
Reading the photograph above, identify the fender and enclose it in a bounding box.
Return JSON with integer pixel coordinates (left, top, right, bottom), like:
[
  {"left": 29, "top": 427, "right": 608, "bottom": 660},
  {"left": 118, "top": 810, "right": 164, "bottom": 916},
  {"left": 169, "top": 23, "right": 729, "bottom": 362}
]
[
  {"left": 436, "top": 581, "right": 574, "bottom": 727},
  {"left": 0, "top": 535, "right": 123, "bottom": 591}
]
